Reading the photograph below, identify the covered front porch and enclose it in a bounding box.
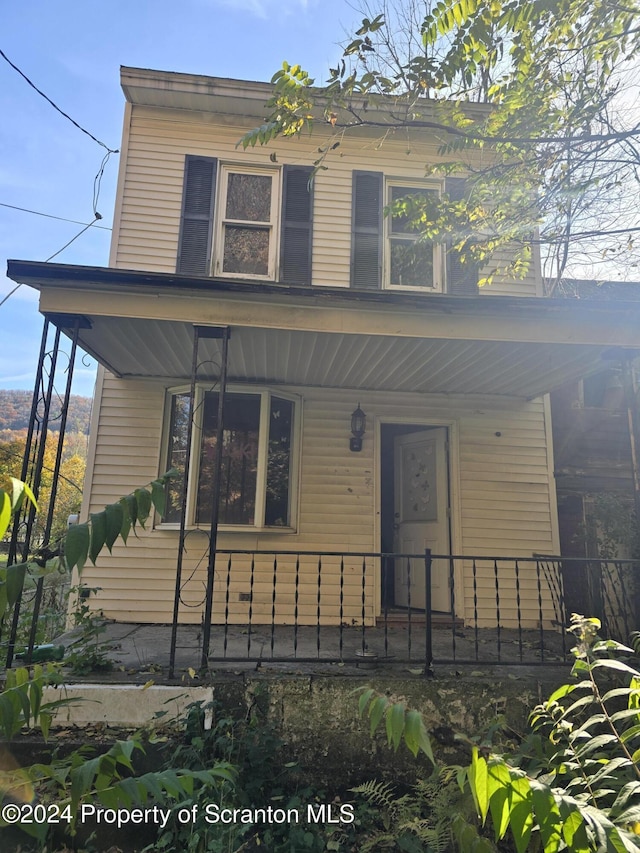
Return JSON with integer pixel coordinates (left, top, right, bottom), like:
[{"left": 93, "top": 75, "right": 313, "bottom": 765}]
[{"left": 5, "top": 260, "right": 640, "bottom": 674}]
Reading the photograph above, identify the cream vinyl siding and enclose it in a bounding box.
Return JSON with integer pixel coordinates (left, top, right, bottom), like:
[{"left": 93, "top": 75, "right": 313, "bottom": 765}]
[
  {"left": 113, "top": 106, "right": 538, "bottom": 296},
  {"left": 81, "top": 374, "right": 556, "bottom": 626}
]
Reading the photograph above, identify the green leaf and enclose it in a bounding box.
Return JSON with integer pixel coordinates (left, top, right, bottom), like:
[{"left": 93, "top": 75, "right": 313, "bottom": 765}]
[
  {"left": 134, "top": 488, "right": 152, "bottom": 528},
  {"left": 592, "top": 659, "right": 640, "bottom": 678},
  {"left": 386, "top": 702, "right": 405, "bottom": 751},
  {"left": 89, "top": 511, "right": 107, "bottom": 565},
  {"left": 616, "top": 804, "right": 640, "bottom": 825},
  {"left": 65, "top": 523, "right": 90, "bottom": 572},
  {"left": 11, "top": 477, "right": 37, "bottom": 514},
  {"left": 509, "top": 798, "right": 534, "bottom": 853},
  {"left": 0, "top": 491, "right": 11, "bottom": 539},
  {"left": 39, "top": 710, "right": 52, "bottom": 741},
  {"left": 358, "top": 688, "right": 374, "bottom": 717},
  {"left": 403, "top": 709, "right": 426, "bottom": 758},
  {"left": 5, "top": 562, "right": 26, "bottom": 608},
  {"left": 150, "top": 479, "right": 166, "bottom": 519},
  {"left": 620, "top": 725, "right": 640, "bottom": 745},
  {"left": 125, "top": 493, "right": 138, "bottom": 528},
  {"left": 532, "top": 785, "right": 562, "bottom": 853},
  {"left": 547, "top": 682, "right": 577, "bottom": 703},
  {"left": 105, "top": 502, "right": 124, "bottom": 553},
  {"left": 610, "top": 708, "right": 640, "bottom": 724},
  {"left": 119, "top": 497, "right": 132, "bottom": 543},
  {"left": 613, "top": 782, "right": 640, "bottom": 816},
  {"left": 487, "top": 760, "right": 512, "bottom": 839},
  {"left": 469, "top": 748, "right": 490, "bottom": 823},
  {"left": 369, "top": 696, "right": 388, "bottom": 737}
]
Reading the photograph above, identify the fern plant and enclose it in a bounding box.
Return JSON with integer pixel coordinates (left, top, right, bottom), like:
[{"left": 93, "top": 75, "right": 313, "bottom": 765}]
[{"left": 352, "top": 773, "right": 473, "bottom": 853}]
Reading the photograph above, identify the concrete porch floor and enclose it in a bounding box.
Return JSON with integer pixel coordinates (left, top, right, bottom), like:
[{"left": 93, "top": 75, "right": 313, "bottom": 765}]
[{"left": 57, "top": 619, "right": 570, "bottom": 682}]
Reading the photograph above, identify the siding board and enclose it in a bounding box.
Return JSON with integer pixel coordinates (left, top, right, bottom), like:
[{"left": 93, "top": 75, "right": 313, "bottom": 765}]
[
  {"left": 82, "top": 375, "right": 555, "bottom": 627},
  {"left": 112, "top": 106, "right": 539, "bottom": 295}
]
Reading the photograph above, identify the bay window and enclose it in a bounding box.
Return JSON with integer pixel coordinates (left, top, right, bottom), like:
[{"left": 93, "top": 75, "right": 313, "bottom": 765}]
[{"left": 163, "top": 387, "right": 298, "bottom": 529}]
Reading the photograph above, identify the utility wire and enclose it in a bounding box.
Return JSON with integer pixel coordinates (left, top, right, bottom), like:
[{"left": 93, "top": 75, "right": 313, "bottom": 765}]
[
  {"left": 0, "top": 284, "right": 23, "bottom": 309},
  {"left": 0, "top": 216, "right": 103, "bottom": 308},
  {"left": 0, "top": 50, "right": 120, "bottom": 306},
  {"left": 0, "top": 201, "right": 111, "bottom": 230},
  {"left": 92, "top": 150, "right": 115, "bottom": 218},
  {"left": 45, "top": 219, "right": 101, "bottom": 262},
  {"left": 0, "top": 47, "right": 118, "bottom": 154}
]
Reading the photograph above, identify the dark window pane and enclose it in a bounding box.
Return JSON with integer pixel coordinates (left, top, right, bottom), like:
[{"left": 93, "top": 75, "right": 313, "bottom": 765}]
[
  {"left": 226, "top": 173, "right": 271, "bottom": 222},
  {"left": 222, "top": 225, "right": 270, "bottom": 275},
  {"left": 165, "top": 393, "right": 191, "bottom": 523},
  {"left": 389, "top": 238, "right": 434, "bottom": 287},
  {"left": 265, "top": 397, "right": 293, "bottom": 526},
  {"left": 196, "top": 392, "right": 260, "bottom": 525}
]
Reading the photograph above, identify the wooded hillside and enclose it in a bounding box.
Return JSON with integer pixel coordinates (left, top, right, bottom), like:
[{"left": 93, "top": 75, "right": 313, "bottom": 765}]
[{"left": 0, "top": 390, "right": 92, "bottom": 434}]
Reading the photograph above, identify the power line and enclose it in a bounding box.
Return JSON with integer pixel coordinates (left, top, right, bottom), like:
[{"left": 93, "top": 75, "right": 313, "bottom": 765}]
[
  {"left": 0, "top": 47, "right": 119, "bottom": 237},
  {"left": 0, "top": 216, "right": 103, "bottom": 308},
  {"left": 45, "top": 219, "right": 101, "bottom": 262},
  {"left": 0, "top": 50, "right": 120, "bottom": 309},
  {"left": 0, "top": 284, "right": 23, "bottom": 309},
  {"left": 0, "top": 47, "right": 118, "bottom": 153},
  {"left": 0, "top": 201, "right": 111, "bottom": 230}
]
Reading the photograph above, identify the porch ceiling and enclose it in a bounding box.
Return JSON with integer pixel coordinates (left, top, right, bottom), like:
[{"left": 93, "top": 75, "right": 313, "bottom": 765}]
[
  {"left": 53, "top": 315, "right": 622, "bottom": 398},
  {"left": 8, "top": 260, "right": 640, "bottom": 399}
]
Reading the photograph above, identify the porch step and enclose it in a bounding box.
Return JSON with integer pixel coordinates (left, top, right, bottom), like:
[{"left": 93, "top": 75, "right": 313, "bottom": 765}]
[{"left": 377, "top": 611, "right": 463, "bottom": 629}]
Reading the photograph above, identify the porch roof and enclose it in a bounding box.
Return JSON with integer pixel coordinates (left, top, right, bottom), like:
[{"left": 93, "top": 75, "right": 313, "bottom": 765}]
[{"left": 8, "top": 260, "right": 640, "bottom": 398}]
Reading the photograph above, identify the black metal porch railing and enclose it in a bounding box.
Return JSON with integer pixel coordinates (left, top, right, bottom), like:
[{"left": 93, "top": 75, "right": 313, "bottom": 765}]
[{"left": 166, "top": 550, "right": 639, "bottom": 674}]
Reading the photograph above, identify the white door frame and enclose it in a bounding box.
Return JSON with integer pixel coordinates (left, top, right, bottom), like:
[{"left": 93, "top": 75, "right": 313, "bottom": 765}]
[{"left": 374, "top": 416, "right": 464, "bottom": 619}]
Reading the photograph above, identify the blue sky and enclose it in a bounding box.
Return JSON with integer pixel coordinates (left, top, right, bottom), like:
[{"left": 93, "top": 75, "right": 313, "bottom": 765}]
[{"left": 0, "top": 0, "right": 360, "bottom": 397}]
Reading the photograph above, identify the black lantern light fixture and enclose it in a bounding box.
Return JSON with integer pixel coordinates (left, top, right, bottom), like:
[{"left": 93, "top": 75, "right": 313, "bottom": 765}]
[{"left": 350, "top": 403, "right": 366, "bottom": 452}]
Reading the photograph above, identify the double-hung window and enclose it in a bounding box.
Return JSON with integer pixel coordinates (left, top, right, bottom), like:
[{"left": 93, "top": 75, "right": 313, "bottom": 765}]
[
  {"left": 163, "top": 387, "right": 298, "bottom": 529},
  {"left": 214, "top": 167, "right": 279, "bottom": 279},
  {"left": 351, "top": 171, "right": 477, "bottom": 294},
  {"left": 385, "top": 182, "right": 442, "bottom": 291},
  {"left": 176, "top": 156, "right": 313, "bottom": 285}
]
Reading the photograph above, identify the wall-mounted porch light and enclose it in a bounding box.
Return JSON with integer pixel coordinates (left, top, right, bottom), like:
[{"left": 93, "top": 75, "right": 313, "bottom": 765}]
[{"left": 350, "top": 404, "right": 366, "bottom": 452}]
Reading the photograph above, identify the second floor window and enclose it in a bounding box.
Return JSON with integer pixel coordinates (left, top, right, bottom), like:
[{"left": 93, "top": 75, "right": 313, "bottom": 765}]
[
  {"left": 176, "top": 156, "right": 313, "bottom": 285},
  {"left": 215, "top": 167, "right": 280, "bottom": 279},
  {"left": 351, "top": 171, "right": 477, "bottom": 295},
  {"left": 386, "top": 183, "right": 442, "bottom": 290}
]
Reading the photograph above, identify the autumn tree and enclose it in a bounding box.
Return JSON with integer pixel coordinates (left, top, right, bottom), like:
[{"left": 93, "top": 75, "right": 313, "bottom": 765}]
[
  {"left": 0, "top": 435, "right": 86, "bottom": 546},
  {"left": 242, "top": 0, "right": 640, "bottom": 290}
]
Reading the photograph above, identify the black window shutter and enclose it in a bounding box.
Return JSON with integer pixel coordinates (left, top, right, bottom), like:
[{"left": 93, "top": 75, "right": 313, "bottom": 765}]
[
  {"left": 280, "top": 165, "right": 313, "bottom": 285},
  {"left": 351, "top": 171, "right": 383, "bottom": 290},
  {"left": 176, "top": 155, "right": 217, "bottom": 276},
  {"left": 444, "top": 176, "right": 479, "bottom": 295}
]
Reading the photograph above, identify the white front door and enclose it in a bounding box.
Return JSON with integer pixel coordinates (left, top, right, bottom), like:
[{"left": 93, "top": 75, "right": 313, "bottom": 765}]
[{"left": 393, "top": 428, "right": 450, "bottom": 611}]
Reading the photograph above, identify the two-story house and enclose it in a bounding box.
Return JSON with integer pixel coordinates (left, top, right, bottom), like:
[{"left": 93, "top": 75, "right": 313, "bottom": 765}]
[{"left": 8, "top": 67, "right": 640, "bottom": 665}]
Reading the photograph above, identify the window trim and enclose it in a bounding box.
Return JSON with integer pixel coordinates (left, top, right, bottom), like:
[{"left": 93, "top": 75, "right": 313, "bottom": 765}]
[
  {"left": 159, "top": 384, "right": 301, "bottom": 533},
  {"left": 384, "top": 178, "right": 444, "bottom": 293},
  {"left": 212, "top": 164, "right": 281, "bottom": 281},
  {"left": 579, "top": 369, "right": 625, "bottom": 410}
]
